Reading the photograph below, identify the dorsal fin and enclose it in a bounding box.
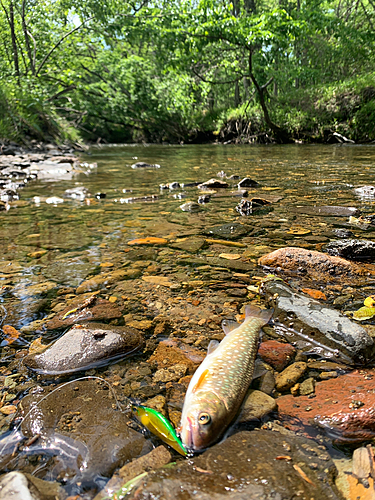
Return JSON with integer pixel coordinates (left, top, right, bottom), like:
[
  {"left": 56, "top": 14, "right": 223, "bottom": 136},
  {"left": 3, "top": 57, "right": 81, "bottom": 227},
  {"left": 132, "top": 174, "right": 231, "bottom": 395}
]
[
  {"left": 221, "top": 319, "right": 240, "bottom": 335},
  {"left": 207, "top": 340, "right": 220, "bottom": 355},
  {"left": 192, "top": 368, "right": 209, "bottom": 393}
]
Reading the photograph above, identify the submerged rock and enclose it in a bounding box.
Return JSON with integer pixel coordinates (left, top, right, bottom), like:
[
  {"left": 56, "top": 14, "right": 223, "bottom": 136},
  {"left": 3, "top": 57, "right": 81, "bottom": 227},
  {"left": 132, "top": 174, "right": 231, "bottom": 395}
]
[
  {"left": 238, "top": 177, "right": 259, "bottom": 188},
  {"left": 179, "top": 201, "right": 201, "bottom": 212},
  {"left": 202, "top": 223, "right": 252, "bottom": 240},
  {"left": 63, "top": 186, "right": 91, "bottom": 200},
  {"left": 354, "top": 185, "right": 375, "bottom": 200},
  {"left": 0, "top": 471, "right": 62, "bottom": 500},
  {"left": 2, "top": 379, "right": 151, "bottom": 489},
  {"left": 197, "top": 178, "right": 229, "bottom": 189},
  {"left": 45, "top": 296, "right": 123, "bottom": 330},
  {"left": 262, "top": 278, "right": 375, "bottom": 363},
  {"left": 131, "top": 162, "right": 160, "bottom": 168},
  {"left": 127, "top": 429, "right": 341, "bottom": 500},
  {"left": 291, "top": 205, "right": 360, "bottom": 217},
  {"left": 258, "top": 246, "right": 375, "bottom": 278},
  {"left": 23, "top": 322, "right": 143, "bottom": 375},
  {"left": 325, "top": 239, "right": 375, "bottom": 260},
  {"left": 278, "top": 369, "right": 375, "bottom": 443}
]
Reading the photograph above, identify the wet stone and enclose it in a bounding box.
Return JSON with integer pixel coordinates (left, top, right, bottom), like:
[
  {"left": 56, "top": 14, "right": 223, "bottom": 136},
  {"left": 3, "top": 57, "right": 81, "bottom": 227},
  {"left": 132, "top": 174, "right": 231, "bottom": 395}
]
[
  {"left": 291, "top": 205, "right": 360, "bottom": 217},
  {"left": 202, "top": 223, "right": 252, "bottom": 240},
  {"left": 299, "top": 377, "right": 315, "bottom": 396},
  {"left": 263, "top": 278, "right": 375, "bottom": 363},
  {"left": 45, "top": 297, "right": 123, "bottom": 330},
  {"left": 275, "top": 361, "right": 307, "bottom": 392},
  {"left": 238, "top": 177, "right": 259, "bottom": 188},
  {"left": 2, "top": 379, "right": 151, "bottom": 487},
  {"left": 94, "top": 446, "right": 172, "bottom": 500},
  {"left": 148, "top": 339, "right": 204, "bottom": 374},
  {"left": 277, "top": 369, "right": 375, "bottom": 443},
  {"left": 127, "top": 429, "right": 341, "bottom": 500},
  {"left": 237, "top": 389, "right": 277, "bottom": 423},
  {"left": 197, "top": 178, "right": 229, "bottom": 189},
  {"left": 23, "top": 322, "right": 143, "bottom": 375},
  {"left": 131, "top": 162, "right": 160, "bottom": 168},
  {"left": 179, "top": 201, "right": 201, "bottom": 212},
  {"left": 258, "top": 340, "right": 296, "bottom": 371},
  {"left": 325, "top": 239, "right": 375, "bottom": 260},
  {"left": 75, "top": 268, "right": 141, "bottom": 294},
  {"left": 169, "top": 237, "right": 207, "bottom": 253},
  {"left": 258, "top": 246, "right": 373, "bottom": 279}
]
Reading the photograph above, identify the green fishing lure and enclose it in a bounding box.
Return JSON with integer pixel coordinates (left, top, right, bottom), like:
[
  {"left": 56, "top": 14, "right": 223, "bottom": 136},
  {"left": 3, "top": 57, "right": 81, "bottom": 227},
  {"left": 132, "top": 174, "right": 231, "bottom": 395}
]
[{"left": 132, "top": 405, "right": 187, "bottom": 456}]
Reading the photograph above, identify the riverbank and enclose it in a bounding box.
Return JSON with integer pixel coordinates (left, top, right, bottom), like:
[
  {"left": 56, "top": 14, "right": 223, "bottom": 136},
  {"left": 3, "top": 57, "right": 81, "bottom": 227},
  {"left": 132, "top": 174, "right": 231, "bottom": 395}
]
[{"left": 1, "top": 75, "right": 374, "bottom": 146}]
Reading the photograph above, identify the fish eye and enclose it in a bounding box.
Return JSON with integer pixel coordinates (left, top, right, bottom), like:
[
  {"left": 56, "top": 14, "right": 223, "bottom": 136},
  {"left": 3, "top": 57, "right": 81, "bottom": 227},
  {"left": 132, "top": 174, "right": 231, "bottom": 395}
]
[{"left": 198, "top": 413, "right": 211, "bottom": 425}]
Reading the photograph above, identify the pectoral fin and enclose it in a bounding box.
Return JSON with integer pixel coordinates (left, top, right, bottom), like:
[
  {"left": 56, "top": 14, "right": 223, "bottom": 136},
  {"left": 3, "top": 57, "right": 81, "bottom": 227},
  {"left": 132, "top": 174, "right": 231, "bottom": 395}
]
[
  {"left": 207, "top": 340, "right": 220, "bottom": 355},
  {"left": 192, "top": 368, "right": 210, "bottom": 393}
]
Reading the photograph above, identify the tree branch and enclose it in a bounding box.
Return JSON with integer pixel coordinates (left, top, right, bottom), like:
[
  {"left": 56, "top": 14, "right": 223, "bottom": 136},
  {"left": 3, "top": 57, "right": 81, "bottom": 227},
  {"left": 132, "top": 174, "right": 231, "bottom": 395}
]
[{"left": 36, "top": 16, "right": 94, "bottom": 76}]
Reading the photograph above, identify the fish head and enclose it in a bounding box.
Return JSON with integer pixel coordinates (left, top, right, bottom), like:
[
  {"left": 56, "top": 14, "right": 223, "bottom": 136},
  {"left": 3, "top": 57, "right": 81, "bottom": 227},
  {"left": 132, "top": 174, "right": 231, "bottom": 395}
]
[{"left": 179, "top": 391, "right": 227, "bottom": 452}]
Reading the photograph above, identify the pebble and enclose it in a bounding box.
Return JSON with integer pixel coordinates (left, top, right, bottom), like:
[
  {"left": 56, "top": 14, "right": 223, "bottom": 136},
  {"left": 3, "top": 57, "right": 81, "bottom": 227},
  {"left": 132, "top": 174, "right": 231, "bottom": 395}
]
[{"left": 275, "top": 362, "right": 308, "bottom": 392}]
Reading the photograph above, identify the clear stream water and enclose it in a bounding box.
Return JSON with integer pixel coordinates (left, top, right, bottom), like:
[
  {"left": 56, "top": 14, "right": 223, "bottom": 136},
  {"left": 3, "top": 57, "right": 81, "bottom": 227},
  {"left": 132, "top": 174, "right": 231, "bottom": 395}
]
[{"left": 1, "top": 143, "right": 375, "bottom": 496}]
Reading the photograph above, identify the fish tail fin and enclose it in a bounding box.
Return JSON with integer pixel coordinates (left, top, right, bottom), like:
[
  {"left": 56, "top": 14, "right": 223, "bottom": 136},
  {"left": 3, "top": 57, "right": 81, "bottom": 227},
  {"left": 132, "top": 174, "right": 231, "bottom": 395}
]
[{"left": 244, "top": 304, "right": 273, "bottom": 325}]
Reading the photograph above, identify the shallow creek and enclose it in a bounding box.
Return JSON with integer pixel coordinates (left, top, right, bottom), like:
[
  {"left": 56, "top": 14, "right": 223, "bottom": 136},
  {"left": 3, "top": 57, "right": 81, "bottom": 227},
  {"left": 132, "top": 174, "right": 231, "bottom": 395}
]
[{"left": 1, "top": 143, "right": 375, "bottom": 500}]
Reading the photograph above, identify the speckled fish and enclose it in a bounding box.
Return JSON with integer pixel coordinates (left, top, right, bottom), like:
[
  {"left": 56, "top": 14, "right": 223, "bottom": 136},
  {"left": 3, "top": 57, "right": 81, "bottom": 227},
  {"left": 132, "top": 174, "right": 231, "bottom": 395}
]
[{"left": 179, "top": 304, "right": 273, "bottom": 452}]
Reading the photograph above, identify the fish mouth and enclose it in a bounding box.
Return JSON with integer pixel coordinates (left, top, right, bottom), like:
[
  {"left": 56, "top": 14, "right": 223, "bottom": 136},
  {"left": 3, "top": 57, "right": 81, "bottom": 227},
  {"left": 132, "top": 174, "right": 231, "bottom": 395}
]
[{"left": 183, "top": 416, "right": 195, "bottom": 452}]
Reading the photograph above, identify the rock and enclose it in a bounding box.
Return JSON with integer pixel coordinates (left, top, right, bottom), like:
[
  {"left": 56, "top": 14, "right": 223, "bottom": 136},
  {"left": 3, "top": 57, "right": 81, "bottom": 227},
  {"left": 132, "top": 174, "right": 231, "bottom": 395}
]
[
  {"left": 277, "top": 369, "right": 375, "bottom": 443},
  {"left": 12, "top": 281, "right": 56, "bottom": 299},
  {"left": 275, "top": 362, "right": 307, "bottom": 392},
  {"left": 198, "top": 194, "right": 211, "bottom": 204},
  {"left": 127, "top": 429, "right": 341, "bottom": 500},
  {"left": 0, "top": 472, "right": 34, "bottom": 500},
  {"left": 258, "top": 340, "right": 296, "bottom": 371},
  {"left": 131, "top": 162, "right": 160, "bottom": 168},
  {"left": 291, "top": 205, "right": 360, "bottom": 217},
  {"left": 127, "top": 237, "right": 167, "bottom": 246},
  {"left": 0, "top": 261, "right": 23, "bottom": 274},
  {"left": 256, "top": 369, "right": 276, "bottom": 395},
  {"left": 258, "top": 246, "right": 374, "bottom": 278},
  {"left": 238, "top": 177, "right": 259, "bottom": 188},
  {"left": 148, "top": 339, "right": 204, "bottom": 374},
  {"left": 41, "top": 257, "right": 96, "bottom": 286},
  {"left": 299, "top": 377, "right": 315, "bottom": 395},
  {"left": 45, "top": 297, "right": 123, "bottom": 330},
  {"left": 169, "top": 237, "right": 207, "bottom": 253},
  {"left": 237, "top": 389, "right": 277, "bottom": 423},
  {"left": 75, "top": 268, "right": 141, "bottom": 293},
  {"left": 202, "top": 223, "right": 252, "bottom": 241},
  {"left": 354, "top": 185, "right": 375, "bottom": 200},
  {"left": 3, "top": 379, "right": 151, "bottom": 488},
  {"left": 262, "top": 278, "right": 375, "bottom": 363},
  {"left": 94, "top": 446, "right": 172, "bottom": 500},
  {"left": 325, "top": 239, "right": 375, "bottom": 260},
  {"left": 179, "top": 201, "right": 201, "bottom": 212},
  {"left": 144, "top": 395, "right": 168, "bottom": 416},
  {"left": 197, "top": 178, "right": 229, "bottom": 189},
  {"left": 63, "top": 186, "right": 90, "bottom": 200},
  {"left": 235, "top": 198, "right": 272, "bottom": 216},
  {"left": 153, "top": 364, "right": 188, "bottom": 383},
  {"left": 23, "top": 322, "right": 143, "bottom": 375}
]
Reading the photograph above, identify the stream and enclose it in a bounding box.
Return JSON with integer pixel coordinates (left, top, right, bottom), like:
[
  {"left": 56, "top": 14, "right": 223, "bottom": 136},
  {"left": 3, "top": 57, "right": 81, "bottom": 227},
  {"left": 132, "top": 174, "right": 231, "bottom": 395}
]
[{"left": 1, "top": 143, "right": 375, "bottom": 500}]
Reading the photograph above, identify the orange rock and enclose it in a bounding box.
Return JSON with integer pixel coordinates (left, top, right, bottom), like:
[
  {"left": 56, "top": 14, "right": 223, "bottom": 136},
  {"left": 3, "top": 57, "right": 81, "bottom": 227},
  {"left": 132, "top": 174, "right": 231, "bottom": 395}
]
[
  {"left": 258, "top": 340, "right": 296, "bottom": 371},
  {"left": 2, "top": 325, "right": 21, "bottom": 344},
  {"left": 277, "top": 369, "right": 375, "bottom": 443},
  {"left": 128, "top": 237, "right": 167, "bottom": 245},
  {"left": 258, "top": 247, "right": 374, "bottom": 279},
  {"left": 148, "top": 339, "right": 204, "bottom": 374},
  {"left": 301, "top": 288, "right": 327, "bottom": 300}
]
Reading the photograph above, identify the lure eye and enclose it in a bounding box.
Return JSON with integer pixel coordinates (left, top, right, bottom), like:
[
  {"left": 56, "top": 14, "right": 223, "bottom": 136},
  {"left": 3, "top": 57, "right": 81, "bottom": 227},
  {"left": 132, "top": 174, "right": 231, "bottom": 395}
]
[{"left": 199, "top": 413, "right": 211, "bottom": 425}]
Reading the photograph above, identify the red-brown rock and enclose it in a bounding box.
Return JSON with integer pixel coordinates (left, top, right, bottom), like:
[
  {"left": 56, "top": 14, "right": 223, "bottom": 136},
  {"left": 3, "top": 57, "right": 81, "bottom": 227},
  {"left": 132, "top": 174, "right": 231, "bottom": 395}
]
[
  {"left": 258, "top": 340, "right": 296, "bottom": 371},
  {"left": 148, "top": 339, "right": 204, "bottom": 374},
  {"left": 277, "top": 369, "right": 375, "bottom": 442},
  {"left": 258, "top": 247, "right": 375, "bottom": 279}
]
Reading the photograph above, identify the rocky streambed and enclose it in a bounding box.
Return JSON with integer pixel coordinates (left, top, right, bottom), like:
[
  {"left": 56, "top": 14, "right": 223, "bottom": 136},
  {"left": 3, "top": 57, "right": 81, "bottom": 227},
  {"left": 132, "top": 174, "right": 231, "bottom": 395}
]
[{"left": 1, "top": 143, "right": 375, "bottom": 500}]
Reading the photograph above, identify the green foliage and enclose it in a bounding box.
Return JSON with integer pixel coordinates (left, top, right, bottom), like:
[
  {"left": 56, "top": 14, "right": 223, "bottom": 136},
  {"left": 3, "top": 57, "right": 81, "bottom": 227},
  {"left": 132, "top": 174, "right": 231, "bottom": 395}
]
[{"left": 0, "top": 0, "right": 374, "bottom": 143}]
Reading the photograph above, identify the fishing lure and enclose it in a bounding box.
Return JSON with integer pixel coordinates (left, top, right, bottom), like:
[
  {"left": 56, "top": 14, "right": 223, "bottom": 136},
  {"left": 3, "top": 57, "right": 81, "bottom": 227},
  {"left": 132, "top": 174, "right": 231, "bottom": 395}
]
[{"left": 132, "top": 405, "right": 187, "bottom": 456}]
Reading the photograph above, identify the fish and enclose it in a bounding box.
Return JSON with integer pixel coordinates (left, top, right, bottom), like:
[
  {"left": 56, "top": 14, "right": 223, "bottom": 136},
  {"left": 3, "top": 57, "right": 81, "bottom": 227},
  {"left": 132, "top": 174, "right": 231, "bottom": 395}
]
[{"left": 179, "top": 304, "right": 273, "bottom": 452}]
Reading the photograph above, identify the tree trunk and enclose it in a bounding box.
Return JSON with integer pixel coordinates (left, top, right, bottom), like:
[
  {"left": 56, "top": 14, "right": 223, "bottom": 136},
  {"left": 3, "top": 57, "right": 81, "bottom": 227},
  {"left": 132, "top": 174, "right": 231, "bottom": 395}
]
[
  {"left": 248, "top": 50, "right": 289, "bottom": 143},
  {"left": 9, "top": 2, "right": 20, "bottom": 80},
  {"left": 21, "top": 0, "right": 34, "bottom": 74},
  {"left": 234, "top": 80, "right": 240, "bottom": 107}
]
